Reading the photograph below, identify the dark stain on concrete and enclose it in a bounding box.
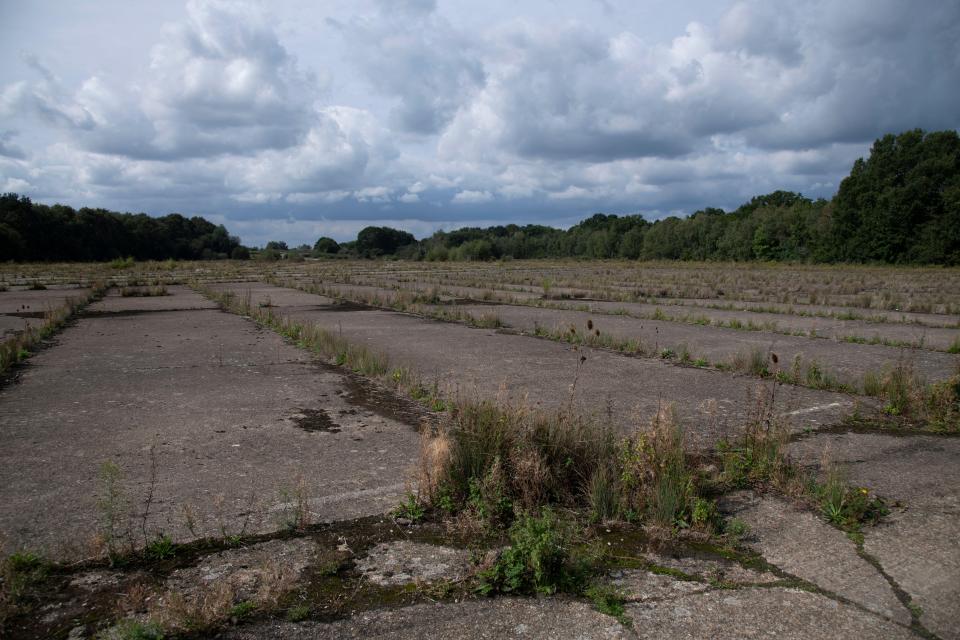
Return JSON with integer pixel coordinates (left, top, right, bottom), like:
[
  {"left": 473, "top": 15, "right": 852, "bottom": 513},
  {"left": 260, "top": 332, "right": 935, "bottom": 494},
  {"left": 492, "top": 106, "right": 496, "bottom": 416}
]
[{"left": 292, "top": 408, "right": 341, "bottom": 433}]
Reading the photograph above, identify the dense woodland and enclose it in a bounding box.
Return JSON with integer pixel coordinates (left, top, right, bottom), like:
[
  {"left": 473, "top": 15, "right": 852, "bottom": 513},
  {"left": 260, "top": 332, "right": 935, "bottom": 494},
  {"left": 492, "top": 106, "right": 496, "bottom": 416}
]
[
  {"left": 0, "top": 195, "right": 246, "bottom": 261},
  {"left": 2, "top": 129, "right": 958, "bottom": 264}
]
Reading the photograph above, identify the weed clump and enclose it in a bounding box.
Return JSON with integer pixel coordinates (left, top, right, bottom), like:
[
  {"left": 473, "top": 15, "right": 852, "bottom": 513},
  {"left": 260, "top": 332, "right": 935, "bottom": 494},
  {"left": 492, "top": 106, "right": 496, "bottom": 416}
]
[
  {"left": 476, "top": 509, "right": 583, "bottom": 595},
  {"left": 120, "top": 286, "right": 168, "bottom": 297},
  {"left": 0, "top": 550, "right": 50, "bottom": 626},
  {"left": 813, "top": 470, "right": 888, "bottom": 533},
  {"left": 415, "top": 400, "right": 713, "bottom": 535}
]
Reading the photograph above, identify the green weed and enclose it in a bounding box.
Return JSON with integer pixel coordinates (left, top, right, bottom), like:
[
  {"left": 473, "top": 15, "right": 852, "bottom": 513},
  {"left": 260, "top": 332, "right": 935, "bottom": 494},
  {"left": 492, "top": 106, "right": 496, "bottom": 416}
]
[
  {"left": 476, "top": 509, "right": 582, "bottom": 595},
  {"left": 392, "top": 493, "right": 426, "bottom": 523},
  {"left": 145, "top": 534, "right": 175, "bottom": 560},
  {"left": 584, "top": 583, "right": 631, "bottom": 626}
]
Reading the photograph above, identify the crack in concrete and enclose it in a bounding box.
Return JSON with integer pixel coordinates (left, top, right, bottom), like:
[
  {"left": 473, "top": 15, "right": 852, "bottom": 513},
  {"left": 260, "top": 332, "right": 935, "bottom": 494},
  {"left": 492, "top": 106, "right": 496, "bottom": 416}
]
[{"left": 855, "top": 543, "right": 942, "bottom": 640}]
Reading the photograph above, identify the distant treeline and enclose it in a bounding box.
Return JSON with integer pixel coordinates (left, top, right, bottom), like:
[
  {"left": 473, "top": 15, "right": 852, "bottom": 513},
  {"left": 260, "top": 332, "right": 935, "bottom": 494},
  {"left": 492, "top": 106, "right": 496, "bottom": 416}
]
[
  {"left": 3, "top": 128, "right": 958, "bottom": 264},
  {"left": 0, "top": 195, "right": 246, "bottom": 261},
  {"left": 324, "top": 128, "right": 958, "bottom": 265}
]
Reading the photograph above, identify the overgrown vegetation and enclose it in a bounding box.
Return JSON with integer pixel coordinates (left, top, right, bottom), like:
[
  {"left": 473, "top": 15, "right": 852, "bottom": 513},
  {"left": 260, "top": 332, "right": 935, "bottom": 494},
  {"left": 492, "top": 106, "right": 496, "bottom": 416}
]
[
  {"left": 0, "top": 550, "right": 50, "bottom": 628},
  {"left": 120, "top": 285, "right": 168, "bottom": 297},
  {"left": 414, "top": 398, "right": 716, "bottom": 535}
]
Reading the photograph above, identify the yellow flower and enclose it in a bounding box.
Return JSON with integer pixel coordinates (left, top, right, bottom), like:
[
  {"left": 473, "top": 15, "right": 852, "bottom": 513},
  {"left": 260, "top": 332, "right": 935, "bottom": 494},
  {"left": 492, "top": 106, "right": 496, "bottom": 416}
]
[{"left": 859, "top": 487, "right": 869, "bottom": 495}]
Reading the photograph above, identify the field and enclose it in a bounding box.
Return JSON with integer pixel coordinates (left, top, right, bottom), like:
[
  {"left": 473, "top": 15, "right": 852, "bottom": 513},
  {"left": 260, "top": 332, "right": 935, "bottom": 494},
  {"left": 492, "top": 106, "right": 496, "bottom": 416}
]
[{"left": 1, "top": 259, "right": 958, "bottom": 639}]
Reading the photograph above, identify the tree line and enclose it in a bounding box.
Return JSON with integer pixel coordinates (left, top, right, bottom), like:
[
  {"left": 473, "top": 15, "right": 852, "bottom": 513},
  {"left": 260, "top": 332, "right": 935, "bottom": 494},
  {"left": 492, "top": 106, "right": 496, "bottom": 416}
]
[
  {"left": 2, "top": 129, "right": 957, "bottom": 264},
  {"left": 328, "top": 129, "right": 957, "bottom": 265},
  {"left": 0, "top": 195, "right": 247, "bottom": 261}
]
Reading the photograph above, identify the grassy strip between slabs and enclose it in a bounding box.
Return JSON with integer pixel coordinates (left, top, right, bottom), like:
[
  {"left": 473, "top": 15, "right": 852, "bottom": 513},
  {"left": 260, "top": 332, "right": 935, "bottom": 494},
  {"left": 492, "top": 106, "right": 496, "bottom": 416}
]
[
  {"left": 0, "top": 283, "right": 109, "bottom": 375},
  {"left": 266, "top": 277, "right": 960, "bottom": 432}
]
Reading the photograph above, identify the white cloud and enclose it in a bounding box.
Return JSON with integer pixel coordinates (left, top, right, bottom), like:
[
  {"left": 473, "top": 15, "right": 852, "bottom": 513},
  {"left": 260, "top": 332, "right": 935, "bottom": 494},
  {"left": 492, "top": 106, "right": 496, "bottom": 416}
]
[{"left": 452, "top": 189, "right": 493, "bottom": 204}]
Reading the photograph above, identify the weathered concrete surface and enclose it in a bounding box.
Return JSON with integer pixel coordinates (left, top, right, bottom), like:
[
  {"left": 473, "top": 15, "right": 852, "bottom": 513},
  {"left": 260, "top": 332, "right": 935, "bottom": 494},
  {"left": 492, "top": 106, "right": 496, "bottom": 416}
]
[
  {"left": 0, "top": 288, "right": 91, "bottom": 315},
  {"left": 324, "top": 273, "right": 960, "bottom": 348},
  {"left": 0, "top": 287, "right": 420, "bottom": 558},
  {"left": 625, "top": 587, "right": 916, "bottom": 639},
  {"left": 334, "top": 269, "right": 960, "bottom": 329},
  {"left": 445, "top": 303, "right": 959, "bottom": 385},
  {"left": 650, "top": 296, "right": 960, "bottom": 329},
  {"left": 207, "top": 283, "right": 860, "bottom": 446},
  {"left": 0, "top": 287, "right": 91, "bottom": 339},
  {"left": 606, "top": 569, "right": 711, "bottom": 602},
  {"left": 222, "top": 598, "right": 631, "bottom": 639},
  {"left": 356, "top": 541, "right": 473, "bottom": 586},
  {"left": 163, "top": 538, "right": 318, "bottom": 602},
  {"left": 86, "top": 285, "right": 217, "bottom": 313},
  {"left": 790, "top": 432, "right": 960, "bottom": 639},
  {"left": 724, "top": 493, "right": 910, "bottom": 625}
]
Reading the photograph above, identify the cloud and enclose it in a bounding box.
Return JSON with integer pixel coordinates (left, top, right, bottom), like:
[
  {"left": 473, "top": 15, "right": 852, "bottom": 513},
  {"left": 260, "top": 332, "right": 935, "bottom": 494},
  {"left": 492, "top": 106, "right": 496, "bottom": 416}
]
[
  {"left": 2, "top": 0, "right": 317, "bottom": 161},
  {"left": 0, "top": 0, "right": 957, "bottom": 248},
  {"left": 0, "top": 131, "right": 26, "bottom": 159},
  {"left": 338, "top": 1, "right": 485, "bottom": 134},
  {"left": 452, "top": 189, "right": 493, "bottom": 204},
  {"left": 140, "top": 0, "right": 316, "bottom": 157}
]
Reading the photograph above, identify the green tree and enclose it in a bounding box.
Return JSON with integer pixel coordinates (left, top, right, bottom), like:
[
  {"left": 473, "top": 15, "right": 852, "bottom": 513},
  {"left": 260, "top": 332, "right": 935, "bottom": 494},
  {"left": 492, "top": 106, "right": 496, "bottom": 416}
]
[{"left": 313, "top": 236, "right": 340, "bottom": 254}]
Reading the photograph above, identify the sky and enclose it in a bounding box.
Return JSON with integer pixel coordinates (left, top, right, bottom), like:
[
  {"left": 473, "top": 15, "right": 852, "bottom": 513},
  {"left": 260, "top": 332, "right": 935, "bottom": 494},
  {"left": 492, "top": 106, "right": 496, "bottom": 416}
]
[{"left": 1, "top": 0, "right": 958, "bottom": 247}]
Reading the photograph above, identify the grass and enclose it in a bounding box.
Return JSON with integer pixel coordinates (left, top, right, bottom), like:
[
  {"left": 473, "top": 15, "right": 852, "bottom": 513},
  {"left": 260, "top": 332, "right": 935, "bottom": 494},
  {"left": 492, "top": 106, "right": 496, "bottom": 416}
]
[
  {"left": 97, "top": 620, "right": 166, "bottom": 640},
  {"left": 145, "top": 534, "right": 176, "bottom": 560},
  {"left": 204, "top": 287, "right": 389, "bottom": 378},
  {"left": 584, "top": 583, "right": 631, "bottom": 626},
  {"left": 391, "top": 492, "right": 426, "bottom": 523},
  {"left": 0, "top": 550, "right": 50, "bottom": 627},
  {"left": 862, "top": 363, "right": 960, "bottom": 431},
  {"left": 948, "top": 335, "right": 960, "bottom": 354}
]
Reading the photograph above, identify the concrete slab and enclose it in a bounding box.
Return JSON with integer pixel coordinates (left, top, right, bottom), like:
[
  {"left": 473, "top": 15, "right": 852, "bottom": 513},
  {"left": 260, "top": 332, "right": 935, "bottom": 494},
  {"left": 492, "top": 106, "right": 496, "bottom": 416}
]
[
  {"left": 356, "top": 541, "right": 473, "bottom": 586},
  {"left": 206, "top": 283, "right": 860, "bottom": 446},
  {"left": 625, "top": 587, "right": 916, "bottom": 639},
  {"left": 789, "top": 432, "right": 960, "bottom": 639},
  {"left": 545, "top": 298, "right": 960, "bottom": 352},
  {"left": 651, "top": 297, "right": 960, "bottom": 329},
  {"left": 0, "top": 288, "right": 91, "bottom": 315},
  {"left": 221, "top": 598, "right": 631, "bottom": 639},
  {"left": 724, "top": 493, "right": 910, "bottom": 625},
  {"left": 86, "top": 285, "right": 218, "bottom": 314},
  {"left": 0, "top": 304, "right": 421, "bottom": 559}
]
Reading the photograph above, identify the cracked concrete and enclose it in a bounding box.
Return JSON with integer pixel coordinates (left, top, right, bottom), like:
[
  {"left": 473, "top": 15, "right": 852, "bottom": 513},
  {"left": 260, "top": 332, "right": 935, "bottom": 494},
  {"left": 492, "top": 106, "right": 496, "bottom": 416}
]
[
  {"left": 626, "top": 587, "right": 916, "bottom": 639},
  {"left": 222, "top": 598, "right": 632, "bottom": 640},
  {"left": 790, "top": 431, "right": 960, "bottom": 639},
  {"left": 723, "top": 492, "right": 911, "bottom": 625},
  {"left": 356, "top": 541, "right": 473, "bottom": 586}
]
